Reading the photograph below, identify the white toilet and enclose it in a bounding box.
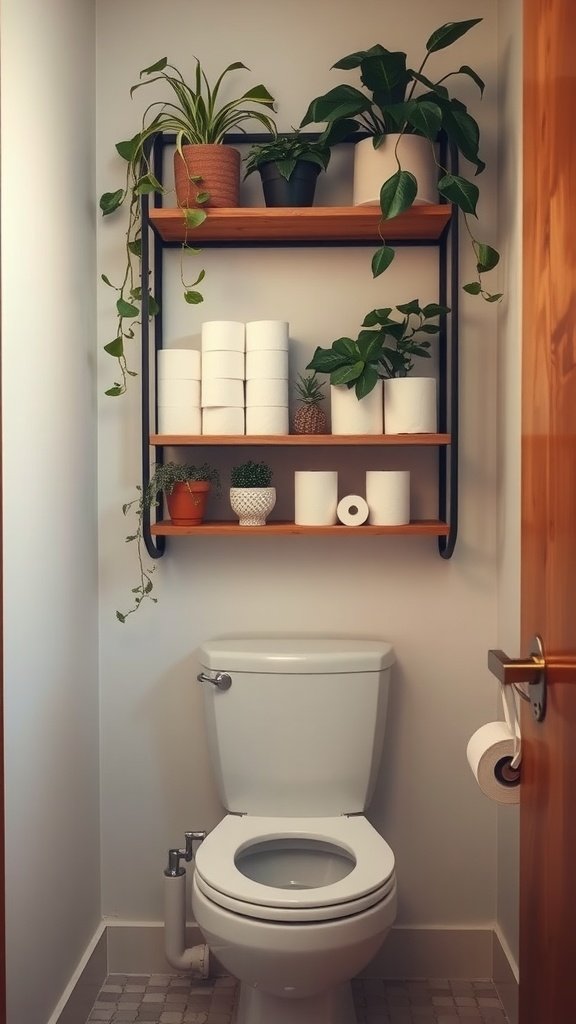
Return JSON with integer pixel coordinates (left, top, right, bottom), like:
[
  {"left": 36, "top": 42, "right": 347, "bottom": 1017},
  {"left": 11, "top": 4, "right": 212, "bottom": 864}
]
[{"left": 192, "top": 637, "right": 397, "bottom": 1024}]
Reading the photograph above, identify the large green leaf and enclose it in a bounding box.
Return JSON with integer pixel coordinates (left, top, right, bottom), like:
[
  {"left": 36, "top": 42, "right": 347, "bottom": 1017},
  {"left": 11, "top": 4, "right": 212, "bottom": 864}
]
[
  {"left": 104, "top": 337, "right": 124, "bottom": 357},
  {"left": 441, "top": 65, "right": 485, "bottom": 97},
  {"left": 426, "top": 19, "right": 482, "bottom": 53},
  {"left": 307, "top": 347, "right": 348, "bottom": 373},
  {"left": 116, "top": 298, "right": 139, "bottom": 318},
  {"left": 356, "top": 365, "right": 379, "bottom": 399},
  {"left": 408, "top": 71, "right": 449, "bottom": 100},
  {"left": 422, "top": 302, "right": 450, "bottom": 318},
  {"left": 99, "top": 189, "right": 124, "bottom": 215},
  {"left": 380, "top": 170, "right": 418, "bottom": 219},
  {"left": 405, "top": 100, "right": 442, "bottom": 141},
  {"left": 371, "top": 245, "right": 395, "bottom": 277},
  {"left": 183, "top": 208, "right": 207, "bottom": 229},
  {"left": 333, "top": 44, "right": 387, "bottom": 70},
  {"left": 363, "top": 307, "right": 393, "bottom": 326},
  {"left": 463, "top": 281, "right": 482, "bottom": 295},
  {"left": 300, "top": 86, "right": 372, "bottom": 126},
  {"left": 360, "top": 51, "right": 409, "bottom": 104},
  {"left": 333, "top": 337, "right": 358, "bottom": 359},
  {"left": 331, "top": 360, "right": 364, "bottom": 386},
  {"left": 442, "top": 104, "right": 484, "bottom": 173},
  {"left": 475, "top": 243, "right": 500, "bottom": 273},
  {"left": 396, "top": 299, "right": 421, "bottom": 316},
  {"left": 241, "top": 84, "right": 276, "bottom": 107},
  {"left": 116, "top": 135, "right": 141, "bottom": 162},
  {"left": 438, "top": 173, "right": 479, "bottom": 215},
  {"left": 357, "top": 330, "right": 384, "bottom": 362}
]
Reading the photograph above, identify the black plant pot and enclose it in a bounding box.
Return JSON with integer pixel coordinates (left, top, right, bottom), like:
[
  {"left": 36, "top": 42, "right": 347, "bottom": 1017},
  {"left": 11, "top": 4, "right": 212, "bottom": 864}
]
[{"left": 259, "top": 160, "right": 321, "bottom": 207}]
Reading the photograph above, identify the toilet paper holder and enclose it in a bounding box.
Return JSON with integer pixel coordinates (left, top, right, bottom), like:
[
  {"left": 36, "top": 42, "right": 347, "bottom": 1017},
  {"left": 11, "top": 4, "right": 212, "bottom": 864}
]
[{"left": 487, "top": 634, "right": 547, "bottom": 722}]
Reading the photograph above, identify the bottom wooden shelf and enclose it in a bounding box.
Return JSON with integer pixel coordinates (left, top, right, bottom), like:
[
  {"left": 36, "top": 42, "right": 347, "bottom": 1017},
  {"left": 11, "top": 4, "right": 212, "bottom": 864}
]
[{"left": 151, "top": 520, "right": 449, "bottom": 537}]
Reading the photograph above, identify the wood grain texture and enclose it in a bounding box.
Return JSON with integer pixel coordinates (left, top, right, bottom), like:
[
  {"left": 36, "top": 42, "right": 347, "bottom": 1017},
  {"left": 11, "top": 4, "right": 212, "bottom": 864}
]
[
  {"left": 149, "top": 205, "right": 451, "bottom": 244},
  {"left": 150, "top": 433, "right": 451, "bottom": 447},
  {"left": 521, "top": 1, "right": 576, "bottom": 1020},
  {"left": 151, "top": 520, "right": 449, "bottom": 537}
]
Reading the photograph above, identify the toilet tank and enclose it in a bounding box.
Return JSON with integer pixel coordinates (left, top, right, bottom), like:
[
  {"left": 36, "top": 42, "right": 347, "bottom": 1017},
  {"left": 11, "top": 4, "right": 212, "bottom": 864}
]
[{"left": 197, "top": 637, "right": 394, "bottom": 816}]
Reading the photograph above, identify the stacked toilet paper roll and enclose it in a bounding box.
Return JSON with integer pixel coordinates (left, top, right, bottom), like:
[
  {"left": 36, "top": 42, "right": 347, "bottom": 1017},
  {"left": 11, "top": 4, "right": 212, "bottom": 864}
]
[
  {"left": 366, "top": 471, "right": 410, "bottom": 525},
  {"left": 294, "top": 471, "right": 338, "bottom": 525},
  {"left": 157, "top": 349, "right": 201, "bottom": 435},
  {"left": 201, "top": 322, "right": 245, "bottom": 435},
  {"left": 245, "top": 321, "right": 289, "bottom": 435}
]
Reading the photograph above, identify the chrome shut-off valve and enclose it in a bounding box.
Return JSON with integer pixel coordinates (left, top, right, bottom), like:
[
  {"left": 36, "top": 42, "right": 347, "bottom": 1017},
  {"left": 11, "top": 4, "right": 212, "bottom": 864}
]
[{"left": 164, "top": 831, "right": 207, "bottom": 877}]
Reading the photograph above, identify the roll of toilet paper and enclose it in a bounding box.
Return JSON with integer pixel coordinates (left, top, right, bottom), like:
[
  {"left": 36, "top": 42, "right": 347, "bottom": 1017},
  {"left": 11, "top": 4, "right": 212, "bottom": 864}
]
[
  {"left": 201, "top": 321, "right": 245, "bottom": 353},
  {"left": 337, "top": 494, "right": 370, "bottom": 527},
  {"left": 201, "top": 350, "right": 244, "bottom": 381},
  {"left": 384, "top": 377, "right": 437, "bottom": 434},
  {"left": 157, "top": 348, "right": 201, "bottom": 380},
  {"left": 158, "top": 378, "right": 201, "bottom": 408},
  {"left": 201, "top": 378, "right": 244, "bottom": 408},
  {"left": 245, "top": 378, "right": 289, "bottom": 408},
  {"left": 245, "top": 406, "right": 289, "bottom": 435},
  {"left": 366, "top": 471, "right": 410, "bottom": 525},
  {"left": 466, "top": 721, "right": 521, "bottom": 804},
  {"left": 294, "top": 471, "right": 338, "bottom": 525},
  {"left": 202, "top": 407, "right": 245, "bottom": 435},
  {"left": 245, "top": 350, "right": 289, "bottom": 380},
  {"left": 157, "top": 406, "right": 202, "bottom": 435},
  {"left": 245, "top": 320, "right": 289, "bottom": 351}
]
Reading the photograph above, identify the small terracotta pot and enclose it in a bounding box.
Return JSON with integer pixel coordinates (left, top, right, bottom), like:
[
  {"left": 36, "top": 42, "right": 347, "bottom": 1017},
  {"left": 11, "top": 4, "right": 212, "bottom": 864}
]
[
  {"left": 165, "top": 481, "right": 211, "bottom": 525},
  {"left": 174, "top": 144, "right": 241, "bottom": 208}
]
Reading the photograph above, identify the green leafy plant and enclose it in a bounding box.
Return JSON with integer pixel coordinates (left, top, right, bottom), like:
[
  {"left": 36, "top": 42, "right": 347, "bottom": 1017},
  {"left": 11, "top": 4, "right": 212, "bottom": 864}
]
[
  {"left": 244, "top": 130, "right": 331, "bottom": 182},
  {"left": 230, "top": 461, "right": 274, "bottom": 488},
  {"left": 300, "top": 19, "right": 501, "bottom": 301},
  {"left": 118, "top": 461, "right": 220, "bottom": 622},
  {"left": 99, "top": 56, "right": 276, "bottom": 396},
  {"left": 307, "top": 298, "right": 449, "bottom": 396}
]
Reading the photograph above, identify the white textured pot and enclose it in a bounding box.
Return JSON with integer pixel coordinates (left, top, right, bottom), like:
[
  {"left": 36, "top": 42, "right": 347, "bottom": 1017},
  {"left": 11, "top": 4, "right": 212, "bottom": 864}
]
[
  {"left": 384, "top": 378, "right": 437, "bottom": 434},
  {"left": 330, "top": 381, "right": 383, "bottom": 435},
  {"left": 353, "top": 135, "right": 437, "bottom": 207},
  {"left": 230, "top": 487, "right": 276, "bottom": 526}
]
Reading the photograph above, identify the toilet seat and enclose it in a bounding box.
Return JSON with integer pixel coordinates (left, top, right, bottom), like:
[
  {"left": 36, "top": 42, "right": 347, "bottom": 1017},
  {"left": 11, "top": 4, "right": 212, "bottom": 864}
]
[{"left": 194, "top": 814, "right": 395, "bottom": 922}]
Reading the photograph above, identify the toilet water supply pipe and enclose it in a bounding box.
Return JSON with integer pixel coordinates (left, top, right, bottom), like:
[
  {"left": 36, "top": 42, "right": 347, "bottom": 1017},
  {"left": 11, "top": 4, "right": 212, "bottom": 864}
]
[{"left": 164, "top": 832, "right": 210, "bottom": 976}]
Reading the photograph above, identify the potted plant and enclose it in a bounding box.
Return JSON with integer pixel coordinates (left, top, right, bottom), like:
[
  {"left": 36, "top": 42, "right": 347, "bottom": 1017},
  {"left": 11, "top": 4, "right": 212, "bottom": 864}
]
[
  {"left": 244, "top": 130, "right": 331, "bottom": 206},
  {"left": 99, "top": 57, "right": 276, "bottom": 396},
  {"left": 300, "top": 18, "right": 501, "bottom": 301},
  {"left": 230, "top": 461, "right": 276, "bottom": 526},
  {"left": 117, "top": 461, "right": 220, "bottom": 622},
  {"left": 306, "top": 298, "right": 449, "bottom": 434},
  {"left": 292, "top": 373, "right": 328, "bottom": 434}
]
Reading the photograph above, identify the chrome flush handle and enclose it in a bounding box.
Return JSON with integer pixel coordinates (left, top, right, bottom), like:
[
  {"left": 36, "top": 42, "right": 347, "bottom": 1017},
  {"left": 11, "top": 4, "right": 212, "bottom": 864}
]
[{"left": 197, "top": 671, "right": 232, "bottom": 691}]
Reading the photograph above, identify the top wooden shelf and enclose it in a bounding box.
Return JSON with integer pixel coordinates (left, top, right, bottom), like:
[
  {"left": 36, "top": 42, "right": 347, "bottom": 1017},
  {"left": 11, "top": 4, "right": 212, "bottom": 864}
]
[{"left": 149, "top": 205, "right": 452, "bottom": 245}]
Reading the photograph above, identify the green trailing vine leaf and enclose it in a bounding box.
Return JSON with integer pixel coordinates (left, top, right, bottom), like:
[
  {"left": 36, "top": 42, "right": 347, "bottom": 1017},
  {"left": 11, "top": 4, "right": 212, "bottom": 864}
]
[
  {"left": 438, "top": 173, "right": 479, "bottom": 215},
  {"left": 380, "top": 169, "right": 418, "bottom": 219},
  {"left": 371, "top": 246, "right": 395, "bottom": 278}
]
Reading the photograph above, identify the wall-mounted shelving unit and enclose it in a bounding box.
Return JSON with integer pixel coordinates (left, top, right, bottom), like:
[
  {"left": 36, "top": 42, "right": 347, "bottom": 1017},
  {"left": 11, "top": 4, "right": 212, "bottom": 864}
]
[{"left": 139, "top": 133, "right": 459, "bottom": 560}]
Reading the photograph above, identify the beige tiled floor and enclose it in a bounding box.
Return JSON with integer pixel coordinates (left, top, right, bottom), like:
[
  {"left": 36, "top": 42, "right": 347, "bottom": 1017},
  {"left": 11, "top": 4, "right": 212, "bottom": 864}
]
[{"left": 86, "top": 974, "right": 509, "bottom": 1023}]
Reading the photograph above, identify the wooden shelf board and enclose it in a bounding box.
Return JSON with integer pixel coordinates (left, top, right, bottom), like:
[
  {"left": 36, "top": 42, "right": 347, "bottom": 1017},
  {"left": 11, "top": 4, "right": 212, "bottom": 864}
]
[
  {"left": 151, "top": 520, "right": 449, "bottom": 537},
  {"left": 150, "top": 433, "right": 451, "bottom": 447},
  {"left": 149, "top": 205, "right": 451, "bottom": 244}
]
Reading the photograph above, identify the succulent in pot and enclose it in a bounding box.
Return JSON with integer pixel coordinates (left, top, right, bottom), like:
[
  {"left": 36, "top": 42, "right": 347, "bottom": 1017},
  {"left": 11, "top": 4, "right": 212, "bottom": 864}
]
[
  {"left": 230, "top": 461, "right": 276, "bottom": 526},
  {"left": 244, "top": 130, "right": 331, "bottom": 207},
  {"left": 300, "top": 19, "right": 501, "bottom": 301},
  {"left": 117, "top": 461, "right": 220, "bottom": 622},
  {"left": 99, "top": 56, "right": 276, "bottom": 397}
]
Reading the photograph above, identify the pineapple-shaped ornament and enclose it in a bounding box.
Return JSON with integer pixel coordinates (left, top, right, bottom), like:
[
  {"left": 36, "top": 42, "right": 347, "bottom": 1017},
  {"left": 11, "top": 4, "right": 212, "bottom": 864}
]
[{"left": 292, "top": 373, "right": 328, "bottom": 435}]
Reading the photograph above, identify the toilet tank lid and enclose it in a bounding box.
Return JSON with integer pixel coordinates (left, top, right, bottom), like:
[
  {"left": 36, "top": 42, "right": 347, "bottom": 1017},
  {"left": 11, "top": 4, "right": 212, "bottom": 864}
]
[{"left": 198, "top": 637, "right": 395, "bottom": 673}]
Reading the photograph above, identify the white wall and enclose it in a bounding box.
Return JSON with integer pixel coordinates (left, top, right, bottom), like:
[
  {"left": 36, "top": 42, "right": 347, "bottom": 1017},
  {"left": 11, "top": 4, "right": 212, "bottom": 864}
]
[
  {"left": 496, "top": 0, "right": 523, "bottom": 974},
  {"left": 96, "top": 0, "right": 501, "bottom": 930},
  {"left": 1, "top": 1, "right": 100, "bottom": 1021}
]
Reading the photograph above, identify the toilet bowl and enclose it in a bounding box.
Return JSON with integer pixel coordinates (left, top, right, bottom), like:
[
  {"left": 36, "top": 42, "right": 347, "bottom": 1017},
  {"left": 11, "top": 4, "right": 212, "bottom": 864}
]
[
  {"left": 194, "top": 637, "right": 397, "bottom": 1024},
  {"left": 192, "top": 815, "right": 396, "bottom": 1023}
]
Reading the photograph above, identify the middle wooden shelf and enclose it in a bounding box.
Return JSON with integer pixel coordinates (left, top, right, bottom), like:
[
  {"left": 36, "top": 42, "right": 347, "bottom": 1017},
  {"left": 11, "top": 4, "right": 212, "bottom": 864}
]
[{"left": 150, "top": 433, "right": 451, "bottom": 447}]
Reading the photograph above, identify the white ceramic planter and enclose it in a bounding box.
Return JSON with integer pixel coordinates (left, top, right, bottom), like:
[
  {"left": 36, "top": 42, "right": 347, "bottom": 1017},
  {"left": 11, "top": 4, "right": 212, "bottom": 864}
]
[
  {"left": 230, "top": 487, "right": 276, "bottom": 526},
  {"left": 294, "top": 471, "right": 338, "bottom": 525},
  {"left": 384, "top": 378, "right": 437, "bottom": 434},
  {"left": 330, "top": 381, "right": 383, "bottom": 435},
  {"left": 353, "top": 135, "right": 437, "bottom": 207},
  {"left": 366, "top": 471, "right": 410, "bottom": 525}
]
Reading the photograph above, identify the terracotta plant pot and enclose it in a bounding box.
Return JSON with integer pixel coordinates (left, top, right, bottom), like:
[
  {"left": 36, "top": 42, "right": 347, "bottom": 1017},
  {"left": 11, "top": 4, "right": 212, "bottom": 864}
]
[
  {"left": 174, "top": 144, "right": 241, "bottom": 208},
  {"left": 165, "top": 481, "right": 211, "bottom": 525}
]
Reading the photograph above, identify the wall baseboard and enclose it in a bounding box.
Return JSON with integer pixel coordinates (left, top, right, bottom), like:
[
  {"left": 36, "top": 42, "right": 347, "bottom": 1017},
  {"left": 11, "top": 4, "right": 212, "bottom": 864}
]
[
  {"left": 493, "top": 927, "right": 519, "bottom": 1024},
  {"left": 48, "top": 923, "right": 107, "bottom": 1024},
  {"left": 55, "top": 921, "right": 517, "bottom": 1021}
]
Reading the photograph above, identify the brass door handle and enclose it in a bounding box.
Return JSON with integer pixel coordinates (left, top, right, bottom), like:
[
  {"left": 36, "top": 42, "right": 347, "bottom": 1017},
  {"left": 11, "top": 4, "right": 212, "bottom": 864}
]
[{"left": 487, "top": 634, "right": 547, "bottom": 722}]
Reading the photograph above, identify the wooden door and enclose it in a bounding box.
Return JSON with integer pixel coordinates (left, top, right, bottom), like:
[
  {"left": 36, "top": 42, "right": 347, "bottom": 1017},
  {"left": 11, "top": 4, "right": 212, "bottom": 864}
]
[{"left": 521, "top": 1, "right": 576, "bottom": 1020}]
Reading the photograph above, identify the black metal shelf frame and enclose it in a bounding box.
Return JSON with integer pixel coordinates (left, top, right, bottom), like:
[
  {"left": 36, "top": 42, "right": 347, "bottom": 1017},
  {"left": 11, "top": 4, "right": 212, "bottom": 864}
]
[{"left": 139, "top": 132, "right": 459, "bottom": 559}]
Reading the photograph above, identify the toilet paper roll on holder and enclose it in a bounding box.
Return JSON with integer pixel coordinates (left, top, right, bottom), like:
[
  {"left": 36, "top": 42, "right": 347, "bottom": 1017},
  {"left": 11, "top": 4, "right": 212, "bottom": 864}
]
[{"left": 487, "top": 634, "right": 547, "bottom": 722}]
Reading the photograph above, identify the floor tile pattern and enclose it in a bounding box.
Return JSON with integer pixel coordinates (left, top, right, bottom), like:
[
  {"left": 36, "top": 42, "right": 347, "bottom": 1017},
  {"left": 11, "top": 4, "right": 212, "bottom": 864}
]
[{"left": 86, "top": 975, "right": 509, "bottom": 1023}]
